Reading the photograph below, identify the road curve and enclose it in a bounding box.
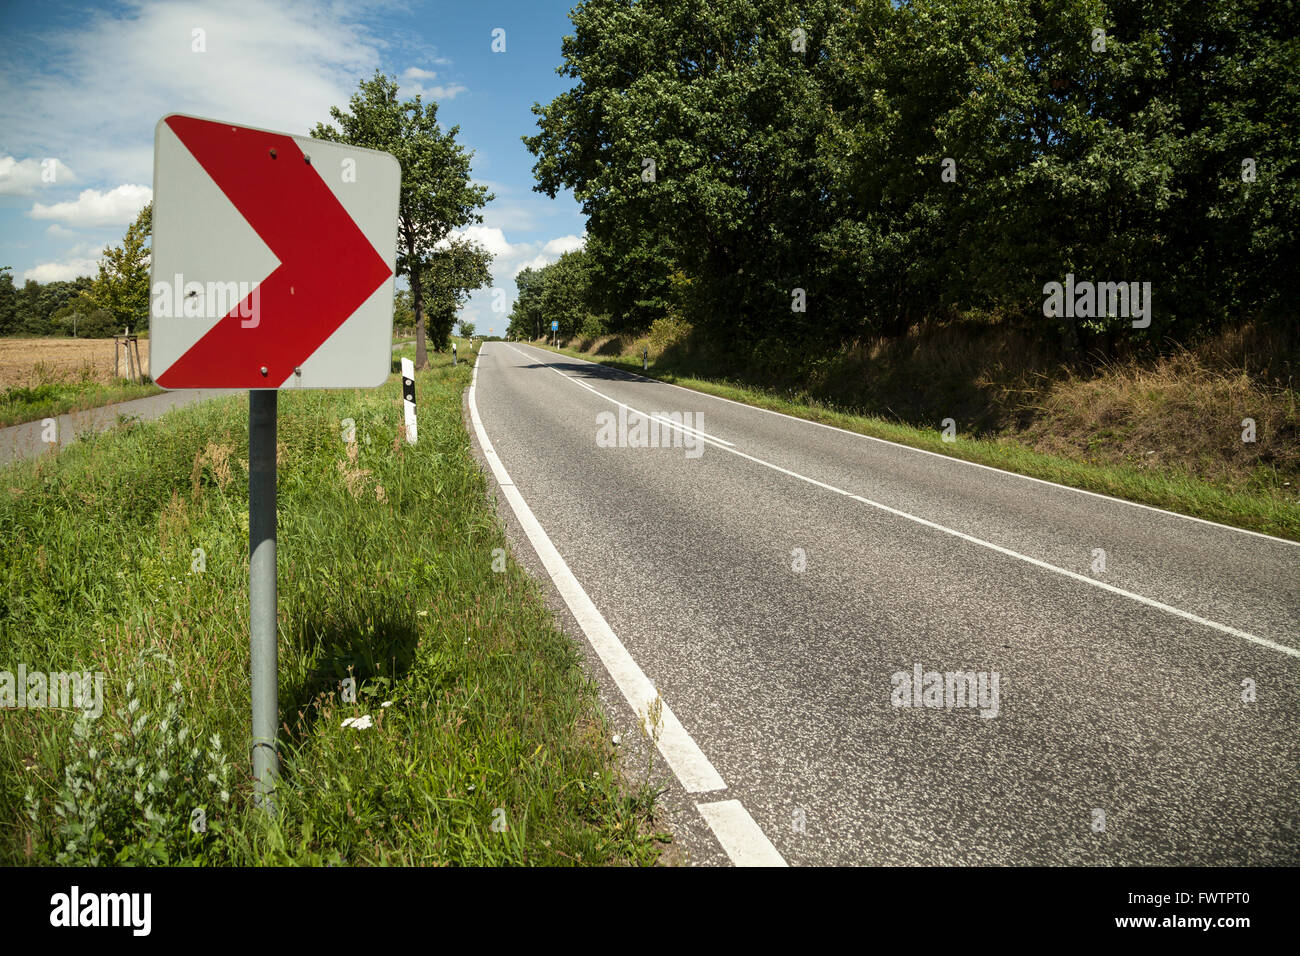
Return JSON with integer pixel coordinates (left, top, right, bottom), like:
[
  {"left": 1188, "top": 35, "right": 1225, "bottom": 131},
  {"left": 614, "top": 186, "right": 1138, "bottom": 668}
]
[{"left": 470, "top": 341, "right": 1299, "bottom": 866}]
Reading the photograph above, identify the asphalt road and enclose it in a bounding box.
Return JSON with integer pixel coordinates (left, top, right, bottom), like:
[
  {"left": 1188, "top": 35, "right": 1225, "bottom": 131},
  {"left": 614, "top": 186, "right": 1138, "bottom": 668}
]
[{"left": 469, "top": 341, "right": 1300, "bottom": 866}]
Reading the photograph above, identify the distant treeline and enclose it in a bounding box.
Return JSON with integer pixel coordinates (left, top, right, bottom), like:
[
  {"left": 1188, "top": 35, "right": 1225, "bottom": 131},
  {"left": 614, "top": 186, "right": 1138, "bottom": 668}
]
[
  {"left": 0, "top": 270, "right": 118, "bottom": 337},
  {"left": 2, "top": 203, "right": 152, "bottom": 339},
  {"left": 513, "top": 0, "right": 1298, "bottom": 363}
]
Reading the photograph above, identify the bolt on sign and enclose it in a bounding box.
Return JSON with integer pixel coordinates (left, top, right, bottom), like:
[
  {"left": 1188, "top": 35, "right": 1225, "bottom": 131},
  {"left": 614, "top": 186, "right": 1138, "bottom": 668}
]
[{"left": 150, "top": 114, "right": 401, "bottom": 388}]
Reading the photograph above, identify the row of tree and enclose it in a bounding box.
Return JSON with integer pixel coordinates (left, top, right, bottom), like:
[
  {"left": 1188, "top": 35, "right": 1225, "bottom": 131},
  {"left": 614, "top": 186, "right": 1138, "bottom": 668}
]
[
  {"left": 507, "top": 250, "right": 605, "bottom": 341},
  {"left": 523, "top": 0, "right": 1299, "bottom": 359},
  {"left": 0, "top": 271, "right": 100, "bottom": 337}
]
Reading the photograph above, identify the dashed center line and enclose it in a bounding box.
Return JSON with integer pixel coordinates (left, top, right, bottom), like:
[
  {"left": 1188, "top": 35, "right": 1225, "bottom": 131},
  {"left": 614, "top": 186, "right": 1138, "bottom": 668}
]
[{"left": 506, "top": 342, "right": 1299, "bottom": 661}]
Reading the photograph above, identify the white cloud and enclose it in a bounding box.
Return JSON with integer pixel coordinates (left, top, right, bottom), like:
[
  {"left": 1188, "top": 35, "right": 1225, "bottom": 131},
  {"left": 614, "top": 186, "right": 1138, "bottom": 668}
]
[
  {"left": 44, "top": 224, "right": 78, "bottom": 240},
  {"left": 407, "top": 82, "right": 466, "bottom": 100},
  {"left": 24, "top": 257, "right": 100, "bottom": 282},
  {"left": 22, "top": 239, "right": 111, "bottom": 281},
  {"left": 469, "top": 180, "right": 585, "bottom": 236},
  {"left": 398, "top": 64, "right": 467, "bottom": 101},
  {"left": 0, "top": 0, "right": 389, "bottom": 185},
  {"left": 543, "top": 235, "right": 586, "bottom": 257},
  {"left": 442, "top": 226, "right": 585, "bottom": 282},
  {"left": 478, "top": 202, "right": 538, "bottom": 233},
  {"left": 445, "top": 224, "right": 511, "bottom": 258},
  {"left": 64, "top": 242, "right": 104, "bottom": 259},
  {"left": 512, "top": 254, "right": 550, "bottom": 276},
  {"left": 30, "top": 184, "right": 152, "bottom": 227},
  {"left": 0, "top": 156, "right": 76, "bottom": 196}
]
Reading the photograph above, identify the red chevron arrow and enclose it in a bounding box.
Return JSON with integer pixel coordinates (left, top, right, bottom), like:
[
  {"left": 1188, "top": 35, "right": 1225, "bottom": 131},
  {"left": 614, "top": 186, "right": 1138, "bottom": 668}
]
[{"left": 155, "top": 116, "right": 393, "bottom": 388}]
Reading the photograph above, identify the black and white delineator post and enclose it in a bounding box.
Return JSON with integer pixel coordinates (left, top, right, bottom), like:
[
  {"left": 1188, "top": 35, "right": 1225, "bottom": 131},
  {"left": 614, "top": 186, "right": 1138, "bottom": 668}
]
[
  {"left": 643, "top": 346, "right": 648, "bottom": 371},
  {"left": 401, "top": 356, "right": 417, "bottom": 444},
  {"left": 453, "top": 342, "right": 458, "bottom": 366}
]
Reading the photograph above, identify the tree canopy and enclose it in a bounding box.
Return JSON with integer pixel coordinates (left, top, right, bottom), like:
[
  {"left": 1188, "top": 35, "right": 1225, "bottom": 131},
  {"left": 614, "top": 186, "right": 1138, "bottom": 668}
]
[
  {"left": 526, "top": 0, "right": 1300, "bottom": 359},
  {"left": 314, "top": 70, "right": 493, "bottom": 367},
  {"left": 420, "top": 237, "right": 493, "bottom": 351},
  {"left": 78, "top": 202, "right": 152, "bottom": 336},
  {"left": 507, "top": 249, "right": 607, "bottom": 341}
]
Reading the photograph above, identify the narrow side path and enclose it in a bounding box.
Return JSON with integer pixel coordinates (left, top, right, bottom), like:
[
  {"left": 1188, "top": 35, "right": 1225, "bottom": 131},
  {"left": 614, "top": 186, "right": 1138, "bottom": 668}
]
[{"left": 0, "top": 389, "right": 239, "bottom": 467}]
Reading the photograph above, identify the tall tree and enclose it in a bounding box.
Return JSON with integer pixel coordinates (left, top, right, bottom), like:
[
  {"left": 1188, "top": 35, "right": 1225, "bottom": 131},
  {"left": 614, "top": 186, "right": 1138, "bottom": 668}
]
[
  {"left": 313, "top": 71, "right": 492, "bottom": 369},
  {"left": 80, "top": 202, "right": 152, "bottom": 335},
  {"left": 0, "top": 267, "right": 19, "bottom": 336},
  {"left": 537, "top": 250, "right": 597, "bottom": 339},
  {"left": 507, "top": 266, "right": 547, "bottom": 340},
  {"left": 526, "top": 0, "right": 845, "bottom": 352},
  {"left": 420, "top": 237, "right": 493, "bottom": 351}
]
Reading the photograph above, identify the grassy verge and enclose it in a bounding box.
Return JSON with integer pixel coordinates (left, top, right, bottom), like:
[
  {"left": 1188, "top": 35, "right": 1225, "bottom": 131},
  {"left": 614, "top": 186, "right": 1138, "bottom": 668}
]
[
  {"left": 2, "top": 349, "right": 665, "bottom": 865},
  {"left": 0, "top": 380, "right": 164, "bottom": 428},
  {"left": 533, "top": 340, "right": 1299, "bottom": 542}
]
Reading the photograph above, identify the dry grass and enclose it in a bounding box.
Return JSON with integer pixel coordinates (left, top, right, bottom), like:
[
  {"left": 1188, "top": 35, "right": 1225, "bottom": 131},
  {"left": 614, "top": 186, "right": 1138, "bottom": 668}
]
[
  {"left": 1019, "top": 350, "right": 1299, "bottom": 486},
  {"left": 0, "top": 337, "right": 151, "bottom": 387},
  {"left": 559, "top": 317, "right": 1300, "bottom": 494}
]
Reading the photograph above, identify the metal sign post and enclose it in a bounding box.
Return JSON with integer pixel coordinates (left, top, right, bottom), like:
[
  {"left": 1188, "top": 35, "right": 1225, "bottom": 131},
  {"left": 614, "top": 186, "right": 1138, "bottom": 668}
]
[
  {"left": 150, "top": 114, "right": 401, "bottom": 810},
  {"left": 248, "top": 389, "right": 278, "bottom": 808}
]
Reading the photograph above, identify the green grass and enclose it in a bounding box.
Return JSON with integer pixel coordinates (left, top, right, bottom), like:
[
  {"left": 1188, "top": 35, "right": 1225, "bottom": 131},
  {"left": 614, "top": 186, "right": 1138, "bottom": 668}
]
[
  {"left": 0, "top": 380, "right": 164, "bottom": 428},
  {"left": 2, "top": 349, "right": 666, "bottom": 865},
  {"left": 535, "top": 341, "right": 1300, "bottom": 542}
]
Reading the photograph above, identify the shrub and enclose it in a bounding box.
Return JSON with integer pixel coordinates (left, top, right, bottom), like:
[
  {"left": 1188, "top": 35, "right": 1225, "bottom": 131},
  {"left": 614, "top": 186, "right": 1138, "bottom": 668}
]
[
  {"left": 579, "top": 314, "right": 609, "bottom": 339},
  {"left": 647, "top": 316, "right": 691, "bottom": 354},
  {"left": 26, "top": 651, "right": 235, "bottom": 865}
]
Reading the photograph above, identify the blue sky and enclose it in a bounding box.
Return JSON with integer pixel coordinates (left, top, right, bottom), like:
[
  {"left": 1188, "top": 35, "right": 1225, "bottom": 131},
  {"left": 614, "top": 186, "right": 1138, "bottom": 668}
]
[{"left": 0, "top": 0, "right": 586, "bottom": 332}]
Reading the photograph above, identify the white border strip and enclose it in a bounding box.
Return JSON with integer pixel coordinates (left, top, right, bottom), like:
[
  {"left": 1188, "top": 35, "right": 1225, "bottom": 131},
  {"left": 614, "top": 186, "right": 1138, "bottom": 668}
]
[
  {"left": 510, "top": 344, "right": 1299, "bottom": 660},
  {"left": 468, "top": 354, "right": 724, "bottom": 794},
  {"left": 696, "top": 800, "right": 788, "bottom": 867},
  {"left": 519, "top": 343, "right": 1299, "bottom": 549},
  {"left": 471, "top": 349, "right": 792, "bottom": 866}
]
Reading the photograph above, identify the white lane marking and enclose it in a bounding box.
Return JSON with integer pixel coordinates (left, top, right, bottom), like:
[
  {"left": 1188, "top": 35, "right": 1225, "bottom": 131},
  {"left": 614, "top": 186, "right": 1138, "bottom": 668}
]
[
  {"left": 468, "top": 350, "right": 726, "bottom": 794},
  {"left": 517, "top": 343, "right": 1300, "bottom": 549},
  {"left": 474, "top": 348, "right": 790, "bottom": 865},
  {"left": 512, "top": 345, "right": 1300, "bottom": 660},
  {"left": 505, "top": 343, "right": 734, "bottom": 447},
  {"left": 695, "top": 800, "right": 788, "bottom": 867}
]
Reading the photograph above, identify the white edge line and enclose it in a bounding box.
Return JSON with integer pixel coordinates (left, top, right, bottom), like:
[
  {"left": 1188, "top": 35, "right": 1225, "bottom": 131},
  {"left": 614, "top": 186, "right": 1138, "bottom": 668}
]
[
  {"left": 472, "top": 349, "right": 792, "bottom": 865},
  {"left": 695, "top": 800, "right": 788, "bottom": 867},
  {"left": 518, "top": 342, "right": 1300, "bottom": 549},
  {"left": 467, "top": 351, "right": 726, "bottom": 794},
  {"left": 511, "top": 345, "right": 1300, "bottom": 661}
]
